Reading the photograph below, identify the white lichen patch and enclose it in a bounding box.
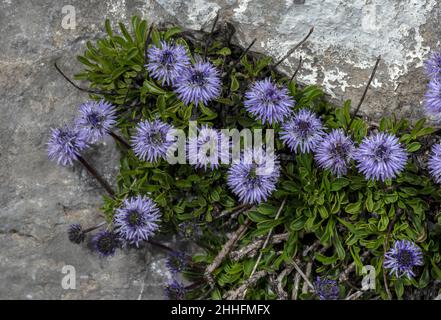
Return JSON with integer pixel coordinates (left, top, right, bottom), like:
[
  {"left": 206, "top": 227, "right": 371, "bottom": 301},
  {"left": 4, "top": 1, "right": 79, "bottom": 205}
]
[{"left": 248, "top": 0, "right": 436, "bottom": 95}]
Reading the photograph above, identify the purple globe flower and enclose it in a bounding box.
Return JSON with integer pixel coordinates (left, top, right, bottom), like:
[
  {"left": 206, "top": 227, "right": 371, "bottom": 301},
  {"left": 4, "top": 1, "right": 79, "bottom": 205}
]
[
  {"left": 131, "top": 119, "right": 176, "bottom": 163},
  {"left": 424, "top": 50, "right": 441, "bottom": 79},
  {"left": 92, "top": 230, "right": 120, "bottom": 257},
  {"left": 67, "top": 223, "right": 85, "bottom": 244},
  {"left": 166, "top": 251, "right": 188, "bottom": 275},
  {"left": 384, "top": 240, "right": 423, "bottom": 279},
  {"left": 280, "top": 109, "right": 325, "bottom": 153},
  {"left": 354, "top": 132, "right": 408, "bottom": 181},
  {"left": 314, "top": 277, "right": 339, "bottom": 300},
  {"left": 47, "top": 124, "right": 88, "bottom": 166},
  {"left": 114, "top": 195, "right": 161, "bottom": 247},
  {"left": 75, "top": 100, "right": 117, "bottom": 143},
  {"left": 147, "top": 41, "right": 190, "bottom": 86},
  {"left": 174, "top": 60, "right": 221, "bottom": 106},
  {"left": 227, "top": 150, "right": 280, "bottom": 204},
  {"left": 428, "top": 142, "right": 441, "bottom": 183},
  {"left": 315, "top": 129, "right": 355, "bottom": 177},
  {"left": 244, "top": 78, "right": 294, "bottom": 125},
  {"left": 164, "top": 279, "right": 186, "bottom": 300},
  {"left": 424, "top": 79, "right": 441, "bottom": 121},
  {"left": 188, "top": 125, "right": 230, "bottom": 170}
]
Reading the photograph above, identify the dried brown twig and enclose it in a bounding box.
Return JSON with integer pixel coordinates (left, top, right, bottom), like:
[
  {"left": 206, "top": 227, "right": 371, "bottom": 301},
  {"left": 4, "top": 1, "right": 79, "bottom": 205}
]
[
  {"left": 229, "top": 232, "right": 289, "bottom": 261},
  {"left": 271, "top": 27, "right": 314, "bottom": 70},
  {"left": 347, "top": 56, "right": 381, "bottom": 129},
  {"left": 204, "top": 219, "right": 251, "bottom": 284}
]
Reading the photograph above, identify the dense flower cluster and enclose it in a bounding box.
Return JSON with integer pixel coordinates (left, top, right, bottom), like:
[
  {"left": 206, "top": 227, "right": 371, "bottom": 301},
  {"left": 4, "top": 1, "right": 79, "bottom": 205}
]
[
  {"left": 75, "top": 100, "right": 117, "bottom": 142},
  {"left": 424, "top": 50, "right": 441, "bottom": 120},
  {"left": 424, "top": 79, "right": 441, "bottom": 121},
  {"left": 244, "top": 78, "right": 294, "bottom": 125},
  {"left": 47, "top": 124, "right": 88, "bottom": 166},
  {"left": 384, "top": 240, "right": 424, "bottom": 279},
  {"left": 425, "top": 50, "right": 441, "bottom": 80},
  {"left": 428, "top": 142, "right": 441, "bottom": 183},
  {"left": 280, "top": 109, "right": 324, "bottom": 153},
  {"left": 354, "top": 132, "right": 408, "bottom": 181},
  {"left": 315, "top": 129, "right": 355, "bottom": 177},
  {"left": 48, "top": 100, "right": 118, "bottom": 166},
  {"left": 131, "top": 119, "right": 176, "bottom": 163},
  {"left": 146, "top": 41, "right": 190, "bottom": 86},
  {"left": 174, "top": 60, "right": 221, "bottom": 106},
  {"left": 53, "top": 30, "right": 441, "bottom": 301},
  {"left": 114, "top": 195, "right": 161, "bottom": 247},
  {"left": 227, "top": 150, "right": 280, "bottom": 204}
]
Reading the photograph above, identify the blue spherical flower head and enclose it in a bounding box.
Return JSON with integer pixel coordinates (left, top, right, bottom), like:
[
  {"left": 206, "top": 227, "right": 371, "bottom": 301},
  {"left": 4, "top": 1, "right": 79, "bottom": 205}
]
[
  {"left": 354, "top": 132, "right": 408, "bottom": 181},
  {"left": 166, "top": 251, "right": 189, "bottom": 275},
  {"left": 384, "top": 240, "right": 423, "bottom": 279},
  {"left": 315, "top": 129, "right": 355, "bottom": 177},
  {"left": 428, "top": 142, "right": 441, "bottom": 183},
  {"left": 147, "top": 41, "right": 190, "bottom": 86},
  {"left": 75, "top": 100, "right": 117, "bottom": 143},
  {"left": 174, "top": 60, "right": 221, "bottom": 106},
  {"left": 131, "top": 119, "right": 176, "bottom": 163},
  {"left": 244, "top": 78, "right": 294, "bottom": 125},
  {"left": 114, "top": 195, "right": 161, "bottom": 247},
  {"left": 424, "top": 50, "right": 441, "bottom": 79},
  {"left": 92, "top": 230, "right": 120, "bottom": 257},
  {"left": 47, "top": 124, "right": 88, "bottom": 166},
  {"left": 280, "top": 109, "right": 324, "bottom": 153},
  {"left": 188, "top": 125, "right": 230, "bottom": 170},
  {"left": 314, "top": 277, "right": 339, "bottom": 300},
  {"left": 227, "top": 150, "right": 280, "bottom": 204},
  {"left": 164, "top": 279, "right": 186, "bottom": 300},
  {"left": 424, "top": 79, "right": 441, "bottom": 121}
]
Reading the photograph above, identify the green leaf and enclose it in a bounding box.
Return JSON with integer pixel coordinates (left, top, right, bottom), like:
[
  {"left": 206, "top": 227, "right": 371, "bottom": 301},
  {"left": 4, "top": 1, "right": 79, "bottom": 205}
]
[
  {"left": 330, "top": 178, "right": 349, "bottom": 191},
  {"left": 165, "top": 26, "right": 182, "bottom": 40},
  {"left": 105, "top": 19, "right": 113, "bottom": 37},
  {"left": 217, "top": 47, "right": 232, "bottom": 56},
  {"left": 211, "top": 288, "right": 222, "bottom": 300},
  {"left": 289, "top": 216, "right": 307, "bottom": 231},
  {"left": 333, "top": 235, "right": 346, "bottom": 259},
  {"left": 256, "top": 204, "right": 276, "bottom": 215},
  {"left": 119, "top": 22, "right": 133, "bottom": 44},
  {"left": 315, "top": 252, "right": 338, "bottom": 265},
  {"left": 230, "top": 75, "right": 240, "bottom": 92},
  {"left": 143, "top": 80, "right": 167, "bottom": 95},
  {"left": 407, "top": 142, "right": 421, "bottom": 153},
  {"left": 378, "top": 214, "right": 389, "bottom": 232},
  {"left": 248, "top": 211, "right": 268, "bottom": 223},
  {"left": 345, "top": 201, "right": 362, "bottom": 214},
  {"left": 384, "top": 192, "right": 398, "bottom": 204},
  {"left": 394, "top": 279, "right": 404, "bottom": 299},
  {"left": 431, "top": 260, "right": 441, "bottom": 279},
  {"left": 366, "top": 190, "right": 374, "bottom": 212},
  {"left": 318, "top": 206, "right": 329, "bottom": 219}
]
